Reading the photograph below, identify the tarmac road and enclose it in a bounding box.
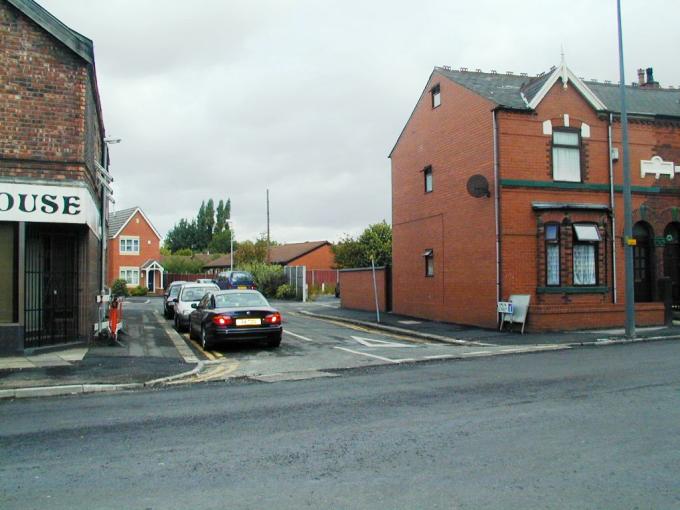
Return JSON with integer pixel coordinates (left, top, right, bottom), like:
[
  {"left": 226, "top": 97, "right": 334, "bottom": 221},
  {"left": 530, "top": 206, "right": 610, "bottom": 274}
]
[{"left": 2, "top": 339, "right": 680, "bottom": 509}]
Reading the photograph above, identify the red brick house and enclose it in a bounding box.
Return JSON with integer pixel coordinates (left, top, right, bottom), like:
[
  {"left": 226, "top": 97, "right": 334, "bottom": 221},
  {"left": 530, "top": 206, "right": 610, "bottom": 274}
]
[
  {"left": 268, "top": 241, "right": 335, "bottom": 269},
  {"left": 0, "top": 0, "right": 109, "bottom": 354},
  {"left": 107, "top": 207, "right": 164, "bottom": 294},
  {"left": 390, "top": 62, "right": 679, "bottom": 332},
  {"left": 201, "top": 241, "right": 336, "bottom": 273}
]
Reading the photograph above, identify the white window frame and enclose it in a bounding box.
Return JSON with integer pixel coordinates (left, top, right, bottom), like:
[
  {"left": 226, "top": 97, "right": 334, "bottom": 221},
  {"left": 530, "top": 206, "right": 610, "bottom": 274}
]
[
  {"left": 552, "top": 130, "right": 581, "bottom": 182},
  {"left": 424, "top": 166, "right": 433, "bottom": 193},
  {"left": 119, "top": 267, "right": 140, "bottom": 286},
  {"left": 431, "top": 84, "right": 441, "bottom": 108},
  {"left": 423, "top": 249, "right": 434, "bottom": 277},
  {"left": 119, "top": 236, "right": 140, "bottom": 255},
  {"left": 572, "top": 224, "right": 600, "bottom": 286}
]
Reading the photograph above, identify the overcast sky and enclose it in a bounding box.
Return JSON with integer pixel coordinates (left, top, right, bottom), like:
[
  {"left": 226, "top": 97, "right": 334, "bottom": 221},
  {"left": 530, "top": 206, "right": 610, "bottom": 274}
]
[{"left": 38, "top": 0, "right": 680, "bottom": 244}]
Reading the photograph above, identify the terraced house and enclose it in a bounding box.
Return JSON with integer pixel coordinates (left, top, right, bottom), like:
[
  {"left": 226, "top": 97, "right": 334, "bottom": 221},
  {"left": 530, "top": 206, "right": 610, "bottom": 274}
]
[
  {"left": 0, "top": 0, "right": 111, "bottom": 354},
  {"left": 390, "top": 61, "right": 680, "bottom": 332}
]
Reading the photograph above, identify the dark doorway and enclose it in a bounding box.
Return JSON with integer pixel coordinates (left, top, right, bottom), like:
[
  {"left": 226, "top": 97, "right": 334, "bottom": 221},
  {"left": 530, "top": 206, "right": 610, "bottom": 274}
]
[
  {"left": 24, "top": 225, "right": 79, "bottom": 348},
  {"left": 663, "top": 223, "right": 680, "bottom": 305},
  {"left": 147, "top": 270, "right": 155, "bottom": 292},
  {"left": 633, "top": 222, "right": 654, "bottom": 302}
]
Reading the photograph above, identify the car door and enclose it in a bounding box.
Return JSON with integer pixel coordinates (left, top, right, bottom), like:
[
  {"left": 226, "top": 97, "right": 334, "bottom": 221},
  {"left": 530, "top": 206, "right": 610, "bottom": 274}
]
[{"left": 191, "top": 294, "right": 210, "bottom": 334}]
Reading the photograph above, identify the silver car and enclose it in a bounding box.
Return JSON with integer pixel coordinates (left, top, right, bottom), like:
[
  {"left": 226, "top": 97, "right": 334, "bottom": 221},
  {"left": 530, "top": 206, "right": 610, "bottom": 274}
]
[{"left": 173, "top": 283, "right": 219, "bottom": 332}]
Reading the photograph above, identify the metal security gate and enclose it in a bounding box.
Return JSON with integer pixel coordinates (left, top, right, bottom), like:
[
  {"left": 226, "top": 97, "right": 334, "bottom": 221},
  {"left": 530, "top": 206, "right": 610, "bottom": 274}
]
[
  {"left": 284, "top": 265, "right": 307, "bottom": 301},
  {"left": 24, "top": 227, "right": 79, "bottom": 348}
]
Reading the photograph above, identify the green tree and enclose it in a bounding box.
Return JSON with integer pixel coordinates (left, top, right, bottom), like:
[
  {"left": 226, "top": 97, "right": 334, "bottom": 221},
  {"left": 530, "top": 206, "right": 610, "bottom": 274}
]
[
  {"left": 235, "top": 240, "right": 268, "bottom": 265},
  {"left": 164, "top": 218, "right": 198, "bottom": 253},
  {"left": 205, "top": 199, "right": 215, "bottom": 244},
  {"left": 215, "top": 200, "right": 226, "bottom": 233},
  {"left": 208, "top": 229, "right": 232, "bottom": 254},
  {"left": 332, "top": 221, "right": 392, "bottom": 268}
]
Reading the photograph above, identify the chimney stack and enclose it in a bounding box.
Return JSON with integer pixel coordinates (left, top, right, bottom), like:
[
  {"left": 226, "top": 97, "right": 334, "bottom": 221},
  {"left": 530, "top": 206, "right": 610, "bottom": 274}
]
[
  {"left": 637, "top": 68, "right": 645, "bottom": 86},
  {"left": 641, "top": 67, "right": 660, "bottom": 89}
]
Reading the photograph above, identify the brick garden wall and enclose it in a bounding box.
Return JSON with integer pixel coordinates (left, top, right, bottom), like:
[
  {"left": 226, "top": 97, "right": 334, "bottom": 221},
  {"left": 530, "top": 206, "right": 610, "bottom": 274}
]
[{"left": 339, "top": 268, "right": 387, "bottom": 313}]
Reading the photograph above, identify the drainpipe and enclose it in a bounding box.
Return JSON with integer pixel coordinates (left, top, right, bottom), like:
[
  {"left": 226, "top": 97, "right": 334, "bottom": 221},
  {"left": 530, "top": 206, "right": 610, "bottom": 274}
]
[
  {"left": 492, "top": 110, "right": 501, "bottom": 310},
  {"left": 608, "top": 113, "right": 618, "bottom": 304}
]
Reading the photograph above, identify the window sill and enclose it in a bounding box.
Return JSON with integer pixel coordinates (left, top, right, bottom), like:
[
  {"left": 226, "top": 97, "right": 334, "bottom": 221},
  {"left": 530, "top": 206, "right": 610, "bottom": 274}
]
[{"left": 537, "top": 286, "right": 608, "bottom": 294}]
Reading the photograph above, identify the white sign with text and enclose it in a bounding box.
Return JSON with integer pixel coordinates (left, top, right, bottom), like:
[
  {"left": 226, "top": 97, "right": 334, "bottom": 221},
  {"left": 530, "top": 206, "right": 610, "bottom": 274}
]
[{"left": 0, "top": 182, "right": 101, "bottom": 238}]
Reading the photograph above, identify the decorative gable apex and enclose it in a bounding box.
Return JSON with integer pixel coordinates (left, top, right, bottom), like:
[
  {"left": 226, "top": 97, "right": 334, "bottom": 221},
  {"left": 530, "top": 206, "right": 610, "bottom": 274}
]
[{"left": 527, "top": 61, "right": 607, "bottom": 112}]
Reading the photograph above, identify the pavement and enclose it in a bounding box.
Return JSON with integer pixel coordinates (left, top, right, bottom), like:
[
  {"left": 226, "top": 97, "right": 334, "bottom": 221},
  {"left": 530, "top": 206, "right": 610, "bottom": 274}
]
[
  {"left": 2, "top": 294, "right": 680, "bottom": 399},
  {"left": 299, "top": 296, "right": 680, "bottom": 346},
  {"left": 0, "top": 297, "right": 200, "bottom": 399}
]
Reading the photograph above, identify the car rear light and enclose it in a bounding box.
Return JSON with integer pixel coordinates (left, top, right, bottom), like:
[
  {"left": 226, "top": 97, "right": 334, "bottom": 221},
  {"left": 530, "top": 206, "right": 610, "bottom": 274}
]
[
  {"left": 264, "top": 312, "right": 281, "bottom": 324},
  {"left": 212, "top": 315, "right": 233, "bottom": 326},
  {"left": 251, "top": 284, "right": 257, "bottom": 289}
]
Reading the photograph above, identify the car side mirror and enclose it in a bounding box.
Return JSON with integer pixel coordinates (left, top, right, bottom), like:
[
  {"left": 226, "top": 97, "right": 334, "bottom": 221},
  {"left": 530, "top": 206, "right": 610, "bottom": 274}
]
[
  {"left": 171, "top": 298, "right": 178, "bottom": 303},
  {"left": 191, "top": 303, "right": 198, "bottom": 309}
]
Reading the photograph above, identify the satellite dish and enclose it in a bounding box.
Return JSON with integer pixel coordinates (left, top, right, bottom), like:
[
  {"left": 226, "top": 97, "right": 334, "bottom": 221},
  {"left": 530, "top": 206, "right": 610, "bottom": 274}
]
[{"left": 467, "top": 174, "right": 490, "bottom": 198}]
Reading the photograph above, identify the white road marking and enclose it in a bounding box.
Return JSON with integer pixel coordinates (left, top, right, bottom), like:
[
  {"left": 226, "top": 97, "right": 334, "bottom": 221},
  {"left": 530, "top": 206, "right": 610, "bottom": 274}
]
[
  {"left": 315, "top": 303, "right": 340, "bottom": 309},
  {"left": 334, "top": 346, "right": 402, "bottom": 363},
  {"left": 284, "top": 329, "right": 315, "bottom": 342},
  {"left": 424, "top": 354, "right": 455, "bottom": 359},
  {"left": 350, "top": 335, "right": 414, "bottom": 348}
]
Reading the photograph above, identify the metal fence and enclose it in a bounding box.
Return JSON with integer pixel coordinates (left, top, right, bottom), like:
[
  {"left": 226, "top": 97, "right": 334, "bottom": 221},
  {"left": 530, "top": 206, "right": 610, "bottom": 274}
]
[
  {"left": 306, "top": 269, "right": 339, "bottom": 288},
  {"left": 284, "top": 265, "right": 307, "bottom": 301}
]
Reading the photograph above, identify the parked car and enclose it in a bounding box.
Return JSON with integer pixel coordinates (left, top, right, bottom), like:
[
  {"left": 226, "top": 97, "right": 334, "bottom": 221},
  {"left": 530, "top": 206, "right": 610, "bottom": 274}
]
[
  {"left": 195, "top": 278, "right": 216, "bottom": 284},
  {"left": 189, "top": 290, "right": 282, "bottom": 350},
  {"left": 173, "top": 282, "right": 219, "bottom": 332},
  {"left": 216, "top": 271, "right": 257, "bottom": 290},
  {"left": 163, "top": 281, "right": 186, "bottom": 319}
]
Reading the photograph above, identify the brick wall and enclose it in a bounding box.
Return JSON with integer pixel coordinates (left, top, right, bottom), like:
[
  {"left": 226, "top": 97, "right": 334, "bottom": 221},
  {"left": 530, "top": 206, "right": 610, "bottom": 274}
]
[
  {"left": 339, "top": 268, "right": 387, "bottom": 312},
  {"left": 107, "top": 211, "right": 162, "bottom": 287},
  {"left": 390, "top": 71, "right": 498, "bottom": 327},
  {"left": 0, "top": 2, "right": 102, "bottom": 195}
]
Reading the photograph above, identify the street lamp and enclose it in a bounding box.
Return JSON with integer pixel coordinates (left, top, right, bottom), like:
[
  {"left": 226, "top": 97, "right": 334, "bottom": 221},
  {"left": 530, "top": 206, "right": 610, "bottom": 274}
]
[
  {"left": 616, "top": 0, "right": 635, "bottom": 338},
  {"left": 225, "top": 219, "right": 235, "bottom": 270}
]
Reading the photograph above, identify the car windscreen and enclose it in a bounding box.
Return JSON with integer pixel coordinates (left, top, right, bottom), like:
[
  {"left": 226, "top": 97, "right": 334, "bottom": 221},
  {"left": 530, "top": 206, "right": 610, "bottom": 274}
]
[
  {"left": 215, "top": 292, "right": 268, "bottom": 308},
  {"left": 168, "top": 286, "right": 181, "bottom": 298},
  {"left": 231, "top": 272, "right": 253, "bottom": 283},
  {"left": 180, "top": 286, "right": 215, "bottom": 302}
]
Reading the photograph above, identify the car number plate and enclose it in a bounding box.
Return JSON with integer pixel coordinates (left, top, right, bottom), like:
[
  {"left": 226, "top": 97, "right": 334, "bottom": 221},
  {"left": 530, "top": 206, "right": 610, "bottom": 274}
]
[
  {"left": 238, "top": 285, "right": 247, "bottom": 289},
  {"left": 236, "top": 318, "right": 261, "bottom": 326}
]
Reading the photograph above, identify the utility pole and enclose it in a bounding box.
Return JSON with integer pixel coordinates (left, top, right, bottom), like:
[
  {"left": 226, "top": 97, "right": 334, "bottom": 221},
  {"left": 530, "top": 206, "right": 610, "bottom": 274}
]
[
  {"left": 266, "top": 189, "right": 271, "bottom": 263},
  {"left": 616, "top": 0, "right": 636, "bottom": 338}
]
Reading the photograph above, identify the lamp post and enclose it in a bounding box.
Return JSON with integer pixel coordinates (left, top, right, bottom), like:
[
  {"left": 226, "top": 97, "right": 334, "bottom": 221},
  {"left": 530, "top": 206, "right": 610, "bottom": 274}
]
[
  {"left": 616, "top": 0, "right": 635, "bottom": 338},
  {"left": 225, "top": 219, "right": 234, "bottom": 270}
]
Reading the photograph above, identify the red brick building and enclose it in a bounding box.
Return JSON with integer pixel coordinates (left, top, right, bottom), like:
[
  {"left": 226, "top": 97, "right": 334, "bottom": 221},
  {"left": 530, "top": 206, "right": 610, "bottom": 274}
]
[
  {"left": 107, "top": 207, "right": 164, "bottom": 294},
  {"left": 390, "top": 62, "right": 680, "bottom": 331},
  {"left": 0, "top": 0, "right": 110, "bottom": 354}
]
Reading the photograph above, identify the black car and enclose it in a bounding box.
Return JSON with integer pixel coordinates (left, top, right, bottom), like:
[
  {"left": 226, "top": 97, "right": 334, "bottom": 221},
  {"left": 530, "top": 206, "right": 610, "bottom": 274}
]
[
  {"left": 216, "top": 271, "right": 257, "bottom": 290},
  {"left": 189, "top": 290, "right": 282, "bottom": 350},
  {"left": 163, "top": 281, "right": 186, "bottom": 319}
]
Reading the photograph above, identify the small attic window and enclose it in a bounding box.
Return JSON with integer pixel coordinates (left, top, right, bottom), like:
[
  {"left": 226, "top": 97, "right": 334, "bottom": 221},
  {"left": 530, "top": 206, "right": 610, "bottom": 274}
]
[{"left": 431, "top": 84, "right": 441, "bottom": 108}]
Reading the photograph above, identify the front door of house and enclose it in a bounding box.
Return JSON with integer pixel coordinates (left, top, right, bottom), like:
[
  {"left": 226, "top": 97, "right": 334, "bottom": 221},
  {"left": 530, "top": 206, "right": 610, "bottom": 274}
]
[
  {"left": 664, "top": 223, "right": 680, "bottom": 305},
  {"left": 147, "top": 270, "right": 154, "bottom": 292},
  {"left": 633, "top": 222, "right": 653, "bottom": 302}
]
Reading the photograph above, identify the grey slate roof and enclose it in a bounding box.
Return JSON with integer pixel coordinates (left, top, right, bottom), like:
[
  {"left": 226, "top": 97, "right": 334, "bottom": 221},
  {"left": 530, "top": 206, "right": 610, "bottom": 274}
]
[
  {"left": 107, "top": 207, "right": 137, "bottom": 238},
  {"left": 436, "top": 67, "right": 680, "bottom": 118}
]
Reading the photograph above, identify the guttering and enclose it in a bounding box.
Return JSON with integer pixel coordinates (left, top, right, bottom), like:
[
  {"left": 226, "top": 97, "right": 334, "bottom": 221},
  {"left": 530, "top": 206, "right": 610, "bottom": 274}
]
[
  {"left": 492, "top": 109, "right": 501, "bottom": 312},
  {"left": 608, "top": 113, "right": 618, "bottom": 304}
]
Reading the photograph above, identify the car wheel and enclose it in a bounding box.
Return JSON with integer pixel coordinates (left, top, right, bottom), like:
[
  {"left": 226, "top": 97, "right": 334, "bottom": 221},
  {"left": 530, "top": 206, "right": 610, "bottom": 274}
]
[
  {"left": 175, "top": 314, "right": 183, "bottom": 332},
  {"left": 189, "top": 321, "right": 197, "bottom": 340},
  {"left": 201, "top": 325, "right": 211, "bottom": 350},
  {"left": 267, "top": 333, "right": 282, "bottom": 348}
]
